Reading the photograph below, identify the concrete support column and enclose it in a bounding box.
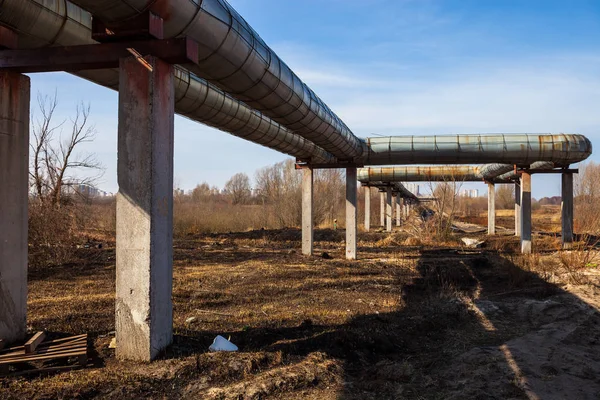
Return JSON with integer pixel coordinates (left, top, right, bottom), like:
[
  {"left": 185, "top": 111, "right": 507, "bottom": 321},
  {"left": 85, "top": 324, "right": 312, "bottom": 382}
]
[
  {"left": 346, "top": 168, "right": 357, "bottom": 260},
  {"left": 380, "top": 191, "right": 385, "bottom": 227},
  {"left": 520, "top": 173, "right": 532, "bottom": 254},
  {"left": 487, "top": 183, "right": 496, "bottom": 235},
  {"left": 561, "top": 173, "right": 574, "bottom": 249},
  {"left": 116, "top": 56, "right": 174, "bottom": 361},
  {"left": 0, "top": 72, "right": 30, "bottom": 343},
  {"left": 385, "top": 187, "right": 393, "bottom": 232},
  {"left": 364, "top": 186, "right": 371, "bottom": 232},
  {"left": 395, "top": 195, "right": 402, "bottom": 226},
  {"left": 302, "top": 168, "right": 314, "bottom": 255},
  {"left": 515, "top": 181, "right": 521, "bottom": 237}
]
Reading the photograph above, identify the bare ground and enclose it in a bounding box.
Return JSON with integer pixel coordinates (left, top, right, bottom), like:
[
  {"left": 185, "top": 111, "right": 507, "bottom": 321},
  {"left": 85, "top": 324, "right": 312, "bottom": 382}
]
[{"left": 2, "top": 226, "right": 600, "bottom": 399}]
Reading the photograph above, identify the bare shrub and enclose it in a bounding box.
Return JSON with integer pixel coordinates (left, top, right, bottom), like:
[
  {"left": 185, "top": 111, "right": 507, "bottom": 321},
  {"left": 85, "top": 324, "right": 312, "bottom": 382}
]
[
  {"left": 495, "top": 184, "right": 515, "bottom": 210},
  {"left": 558, "top": 237, "right": 600, "bottom": 284},
  {"left": 28, "top": 92, "right": 103, "bottom": 267},
  {"left": 575, "top": 161, "right": 600, "bottom": 233}
]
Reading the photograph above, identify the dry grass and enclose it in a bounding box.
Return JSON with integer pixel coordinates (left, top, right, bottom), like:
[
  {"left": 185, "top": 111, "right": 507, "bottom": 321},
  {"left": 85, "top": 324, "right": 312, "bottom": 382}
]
[{"left": 6, "top": 218, "right": 600, "bottom": 398}]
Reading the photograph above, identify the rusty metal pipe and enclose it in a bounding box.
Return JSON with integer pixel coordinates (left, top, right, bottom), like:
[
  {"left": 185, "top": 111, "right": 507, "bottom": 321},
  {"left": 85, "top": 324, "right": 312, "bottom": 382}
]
[
  {"left": 66, "top": 0, "right": 365, "bottom": 160},
  {"left": 358, "top": 162, "right": 561, "bottom": 184},
  {"left": 0, "top": 0, "right": 337, "bottom": 164}
]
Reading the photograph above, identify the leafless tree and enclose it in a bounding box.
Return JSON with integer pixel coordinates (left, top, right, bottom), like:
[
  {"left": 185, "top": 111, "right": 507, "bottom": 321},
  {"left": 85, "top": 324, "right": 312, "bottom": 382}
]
[
  {"left": 428, "top": 176, "right": 463, "bottom": 238},
  {"left": 30, "top": 92, "right": 103, "bottom": 206},
  {"left": 574, "top": 161, "right": 600, "bottom": 233},
  {"left": 225, "top": 172, "right": 251, "bottom": 205},
  {"left": 495, "top": 184, "right": 515, "bottom": 209}
]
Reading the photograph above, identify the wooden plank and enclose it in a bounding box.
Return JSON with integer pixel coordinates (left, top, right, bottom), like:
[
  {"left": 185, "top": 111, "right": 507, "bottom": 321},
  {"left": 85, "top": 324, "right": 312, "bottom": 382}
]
[
  {"left": 24, "top": 332, "right": 46, "bottom": 354},
  {"left": 0, "top": 346, "right": 87, "bottom": 362},
  {"left": 0, "top": 334, "right": 87, "bottom": 355},
  {"left": 0, "top": 337, "right": 87, "bottom": 359},
  {"left": 0, "top": 349, "right": 87, "bottom": 365}
]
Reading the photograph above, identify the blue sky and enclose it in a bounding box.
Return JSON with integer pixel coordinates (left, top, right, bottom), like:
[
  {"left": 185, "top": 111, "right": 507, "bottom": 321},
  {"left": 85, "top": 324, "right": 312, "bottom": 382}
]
[{"left": 29, "top": 0, "right": 600, "bottom": 197}]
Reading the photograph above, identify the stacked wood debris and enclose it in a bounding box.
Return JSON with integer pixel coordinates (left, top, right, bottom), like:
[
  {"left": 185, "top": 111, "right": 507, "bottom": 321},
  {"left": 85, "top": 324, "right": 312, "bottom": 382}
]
[{"left": 0, "top": 332, "right": 88, "bottom": 377}]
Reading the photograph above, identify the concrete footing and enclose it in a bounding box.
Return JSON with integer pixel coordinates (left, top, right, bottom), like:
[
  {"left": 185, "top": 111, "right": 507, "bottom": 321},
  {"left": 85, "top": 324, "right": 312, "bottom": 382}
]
[
  {"left": 302, "top": 168, "right": 314, "bottom": 255},
  {"left": 385, "top": 187, "right": 393, "bottom": 232},
  {"left": 515, "top": 181, "right": 521, "bottom": 237},
  {"left": 395, "top": 196, "right": 402, "bottom": 226},
  {"left": 561, "top": 173, "right": 574, "bottom": 249},
  {"left": 346, "top": 168, "right": 357, "bottom": 260},
  {"left": 0, "top": 71, "right": 30, "bottom": 343},
  {"left": 488, "top": 183, "right": 495, "bottom": 235},
  {"left": 116, "top": 56, "right": 175, "bottom": 361},
  {"left": 380, "top": 191, "right": 385, "bottom": 227},
  {"left": 520, "top": 173, "right": 532, "bottom": 254},
  {"left": 364, "top": 186, "right": 371, "bottom": 232}
]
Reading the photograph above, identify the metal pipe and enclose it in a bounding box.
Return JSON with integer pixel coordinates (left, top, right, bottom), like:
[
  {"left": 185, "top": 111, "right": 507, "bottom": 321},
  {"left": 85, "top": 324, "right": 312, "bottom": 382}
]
[
  {"left": 358, "top": 161, "right": 577, "bottom": 184},
  {"left": 363, "top": 134, "right": 592, "bottom": 165},
  {"left": 367, "top": 182, "right": 418, "bottom": 200},
  {"left": 359, "top": 166, "right": 483, "bottom": 182},
  {"left": 494, "top": 162, "right": 554, "bottom": 181},
  {"left": 0, "top": 0, "right": 337, "bottom": 164},
  {"left": 66, "top": 0, "right": 365, "bottom": 160}
]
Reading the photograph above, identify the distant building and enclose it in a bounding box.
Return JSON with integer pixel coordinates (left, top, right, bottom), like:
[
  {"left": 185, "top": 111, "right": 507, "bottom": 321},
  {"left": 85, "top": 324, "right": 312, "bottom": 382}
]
[
  {"left": 405, "top": 183, "right": 420, "bottom": 196},
  {"left": 62, "top": 184, "right": 113, "bottom": 198},
  {"left": 460, "top": 189, "right": 479, "bottom": 198}
]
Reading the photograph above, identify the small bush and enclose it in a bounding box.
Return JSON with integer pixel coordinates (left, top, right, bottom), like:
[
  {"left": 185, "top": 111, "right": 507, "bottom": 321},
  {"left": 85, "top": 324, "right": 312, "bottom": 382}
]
[{"left": 29, "top": 201, "right": 79, "bottom": 267}]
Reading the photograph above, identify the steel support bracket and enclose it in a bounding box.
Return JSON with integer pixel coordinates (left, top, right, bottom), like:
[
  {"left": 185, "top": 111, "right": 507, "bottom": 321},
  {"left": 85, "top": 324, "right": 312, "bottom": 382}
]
[
  {"left": 517, "top": 168, "right": 579, "bottom": 175},
  {"left": 295, "top": 159, "right": 364, "bottom": 169},
  {"left": 92, "top": 11, "right": 164, "bottom": 42},
  {"left": 0, "top": 38, "right": 199, "bottom": 73}
]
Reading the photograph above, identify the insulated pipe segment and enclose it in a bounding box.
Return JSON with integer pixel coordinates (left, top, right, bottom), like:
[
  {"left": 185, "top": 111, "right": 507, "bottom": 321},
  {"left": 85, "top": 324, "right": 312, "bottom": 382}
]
[
  {"left": 358, "top": 161, "right": 562, "bottom": 184},
  {"left": 0, "top": 0, "right": 337, "bottom": 164},
  {"left": 363, "top": 134, "right": 592, "bottom": 165},
  {"left": 66, "top": 0, "right": 365, "bottom": 160}
]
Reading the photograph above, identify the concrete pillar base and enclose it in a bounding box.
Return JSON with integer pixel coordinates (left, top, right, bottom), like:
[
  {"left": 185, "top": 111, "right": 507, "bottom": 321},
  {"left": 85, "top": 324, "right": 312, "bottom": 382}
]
[
  {"left": 488, "top": 183, "right": 496, "bottom": 235},
  {"left": 561, "top": 173, "right": 574, "bottom": 249},
  {"left": 116, "top": 56, "right": 174, "bottom": 361},
  {"left": 346, "top": 168, "right": 357, "bottom": 260},
  {"left": 364, "top": 186, "right": 371, "bottom": 232},
  {"left": 515, "top": 181, "right": 521, "bottom": 237},
  {"left": 385, "top": 187, "right": 393, "bottom": 232},
  {"left": 0, "top": 71, "right": 30, "bottom": 343},
  {"left": 302, "top": 168, "right": 314, "bottom": 256},
  {"left": 395, "top": 195, "right": 401, "bottom": 226},
  {"left": 379, "top": 191, "right": 385, "bottom": 227},
  {"left": 520, "top": 173, "right": 532, "bottom": 254}
]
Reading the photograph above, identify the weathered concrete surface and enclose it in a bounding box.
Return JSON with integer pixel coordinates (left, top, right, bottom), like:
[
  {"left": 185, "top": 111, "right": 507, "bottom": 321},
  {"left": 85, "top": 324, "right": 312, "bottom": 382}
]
[
  {"left": 0, "top": 72, "right": 30, "bottom": 343},
  {"left": 520, "top": 173, "right": 532, "bottom": 254},
  {"left": 488, "top": 183, "right": 495, "bottom": 235},
  {"left": 346, "top": 168, "right": 357, "bottom": 260},
  {"left": 302, "top": 168, "right": 313, "bottom": 255},
  {"left": 116, "top": 56, "right": 174, "bottom": 361},
  {"left": 386, "top": 187, "right": 393, "bottom": 232},
  {"left": 380, "top": 191, "right": 385, "bottom": 227},
  {"left": 395, "top": 195, "right": 401, "bottom": 226},
  {"left": 561, "top": 173, "right": 574, "bottom": 249},
  {"left": 364, "top": 186, "right": 370, "bottom": 232},
  {"left": 515, "top": 181, "right": 521, "bottom": 237}
]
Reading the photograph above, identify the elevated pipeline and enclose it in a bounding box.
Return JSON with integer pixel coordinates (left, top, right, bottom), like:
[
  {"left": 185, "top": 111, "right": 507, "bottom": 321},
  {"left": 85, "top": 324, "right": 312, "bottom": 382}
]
[
  {"left": 358, "top": 162, "right": 563, "bottom": 184},
  {"left": 366, "top": 182, "right": 419, "bottom": 200},
  {"left": 363, "top": 134, "right": 592, "bottom": 166},
  {"left": 65, "top": 0, "right": 365, "bottom": 160},
  {"left": 0, "top": 0, "right": 337, "bottom": 164}
]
